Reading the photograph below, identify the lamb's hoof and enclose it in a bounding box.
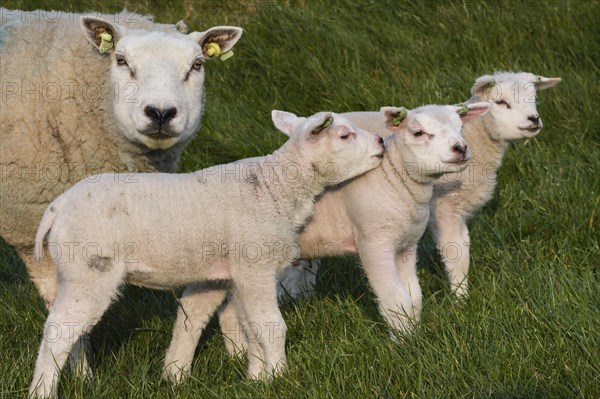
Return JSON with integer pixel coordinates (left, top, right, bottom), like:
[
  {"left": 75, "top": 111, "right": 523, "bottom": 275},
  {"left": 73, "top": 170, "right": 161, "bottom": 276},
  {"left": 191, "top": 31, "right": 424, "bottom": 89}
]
[{"left": 162, "top": 364, "right": 190, "bottom": 385}]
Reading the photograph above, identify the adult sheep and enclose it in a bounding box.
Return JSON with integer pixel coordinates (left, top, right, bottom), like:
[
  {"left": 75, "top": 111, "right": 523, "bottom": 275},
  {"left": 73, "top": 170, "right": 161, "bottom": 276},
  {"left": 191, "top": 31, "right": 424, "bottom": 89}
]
[{"left": 0, "top": 8, "right": 242, "bottom": 307}]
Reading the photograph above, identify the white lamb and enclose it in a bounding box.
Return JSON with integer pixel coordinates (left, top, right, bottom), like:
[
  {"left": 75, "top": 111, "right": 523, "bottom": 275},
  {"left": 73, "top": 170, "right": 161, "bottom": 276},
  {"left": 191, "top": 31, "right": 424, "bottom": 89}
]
[
  {"left": 162, "top": 103, "right": 490, "bottom": 377},
  {"left": 429, "top": 72, "right": 561, "bottom": 298},
  {"left": 0, "top": 8, "right": 242, "bottom": 307},
  {"left": 29, "top": 110, "right": 384, "bottom": 398}
]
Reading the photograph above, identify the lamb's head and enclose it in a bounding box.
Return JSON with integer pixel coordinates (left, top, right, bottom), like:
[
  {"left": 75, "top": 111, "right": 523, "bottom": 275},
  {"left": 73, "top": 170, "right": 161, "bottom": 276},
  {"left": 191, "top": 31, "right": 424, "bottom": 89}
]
[
  {"left": 382, "top": 103, "right": 490, "bottom": 183},
  {"left": 271, "top": 110, "right": 385, "bottom": 186},
  {"left": 470, "top": 72, "right": 561, "bottom": 142},
  {"left": 81, "top": 16, "right": 243, "bottom": 150}
]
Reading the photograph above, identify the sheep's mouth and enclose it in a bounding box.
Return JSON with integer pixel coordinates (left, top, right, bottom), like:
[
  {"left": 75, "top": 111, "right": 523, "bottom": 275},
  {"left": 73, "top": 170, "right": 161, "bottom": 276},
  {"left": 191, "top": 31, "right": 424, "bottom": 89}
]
[
  {"left": 372, "top": 147, "right": 386, "bottom": 159},
  {"left": 519, "top": 126, "right": 541, "bottom": 135},
  {"left": 445, "top": 159, "right": 469, "bottom": 166},
  {"left": 139, "top": 129, "right": 180, "bottom": 140},
  {"left": 143, "top": 133, "right": 179, "bottom": 140}
]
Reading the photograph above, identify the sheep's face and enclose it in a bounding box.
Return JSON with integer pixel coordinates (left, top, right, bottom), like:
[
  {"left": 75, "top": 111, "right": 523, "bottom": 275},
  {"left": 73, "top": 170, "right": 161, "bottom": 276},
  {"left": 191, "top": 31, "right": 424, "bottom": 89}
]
[
  {"left": 81, "top": 17, "right": 242, "bottom": 150},
  {"left": 271, "top": 111, "right": 385, "bottom": 186},
  {"left": 470, "top": 72, "right": 561, "bottom": 142},
  {"left": 382, "top": 104, "right": 489, "bottom": 183}
]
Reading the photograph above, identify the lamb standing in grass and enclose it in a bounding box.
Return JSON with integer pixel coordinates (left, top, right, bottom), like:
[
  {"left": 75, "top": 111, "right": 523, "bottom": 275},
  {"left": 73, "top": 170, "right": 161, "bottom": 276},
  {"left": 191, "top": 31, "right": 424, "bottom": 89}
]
[
  {"left": 429, "top": 72, "right": 561, "bottom": 298},
  {"left": 29, "top": 110, "right": 385, "bottom": 398},
  {"left": 0, "top": 8, "right": 242, "bottom": 307},
  {"left": 162, "top": 103, "right": 489, "bottom": 376}
]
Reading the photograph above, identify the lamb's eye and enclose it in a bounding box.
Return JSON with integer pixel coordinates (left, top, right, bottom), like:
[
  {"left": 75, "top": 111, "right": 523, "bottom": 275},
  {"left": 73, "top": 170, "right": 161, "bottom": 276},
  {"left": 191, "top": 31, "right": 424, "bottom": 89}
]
[
  {"left": 414, "top": 130, "right": 424, "bottom": 137},
  {"left": 192, "top": 58, "right": 203, "bottom": 70},
  {"left": 495, "top": 100, "right": 511, "bottom": 109},
  {"left": 115, "top": 53, "right": 127, "bottom": 66},
  {"left": 340, "top": 133, "right": 351, "bottom": 140}
]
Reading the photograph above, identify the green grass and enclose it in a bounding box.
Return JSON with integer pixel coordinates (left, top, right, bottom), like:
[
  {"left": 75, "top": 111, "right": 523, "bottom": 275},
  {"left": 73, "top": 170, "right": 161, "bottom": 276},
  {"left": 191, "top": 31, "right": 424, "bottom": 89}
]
[{"left": 1, "top": 0, "right": 599, "bottom": 397}]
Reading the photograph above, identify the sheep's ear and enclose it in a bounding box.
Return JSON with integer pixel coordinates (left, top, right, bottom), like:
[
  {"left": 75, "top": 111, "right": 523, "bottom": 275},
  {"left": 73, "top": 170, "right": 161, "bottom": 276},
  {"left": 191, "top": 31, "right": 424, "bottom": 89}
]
[
  {"left": 272, "top": 110, "right": 300, "bottom": 137},
  {"left": 472, "top": 75, "right": 496, "bottom": 96},
  {"left": 80, "top": 16, "right": 127, "bottom": 54},
  {"left": 455, "top": 102, "right": 491, "bottom": 123},
  {"left": 381, "top": 106, "right": 408, "bottom": 131},
  {"left": 536, "top": 76, "right": 562, "bottom": 90},
  {"left": 188, "top": 26, "right": 243, "bottom": 59},
  {"left": 307, "top": 113, "right": 334, "bottom": 138}
]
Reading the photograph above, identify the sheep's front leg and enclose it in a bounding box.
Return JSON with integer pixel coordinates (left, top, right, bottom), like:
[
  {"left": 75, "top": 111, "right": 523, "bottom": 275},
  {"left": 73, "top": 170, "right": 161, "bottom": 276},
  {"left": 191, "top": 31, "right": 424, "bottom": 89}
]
[
  {"left": 232, "top": 272, "right": 286, "bottom": 380},
  {"left": 163, "top": 284, "right": 228, "bottom": 384},
  {"left": 395, "top": 245, "right": 422, "bottom": 323},
  {"left": 358, "top": 241, "right": 415, "bottom": 334},
  {"left": 218, "top": 292, "right": 248, "bottom": 357},
  {"left": 430, "top": 211, "right": 470, "bottom": 299}
]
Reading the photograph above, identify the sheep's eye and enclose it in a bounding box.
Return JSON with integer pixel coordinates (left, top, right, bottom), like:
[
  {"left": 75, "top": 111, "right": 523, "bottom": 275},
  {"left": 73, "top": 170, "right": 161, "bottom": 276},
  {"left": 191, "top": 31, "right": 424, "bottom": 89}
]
[
  {"left": 495, "top": 100, "right": 511, "bottom": 109},
  {"left": 340, "top": 133, "right": 351, "bottom": 140},
  {"left": 413, "top": 130, "right": 424, "bottom": 137},
  {"left": 115, "top": 53, "right": 127, "bottom": 66},
  {"left": 192, "top": 58, "right": 203, "bottom": 70}
]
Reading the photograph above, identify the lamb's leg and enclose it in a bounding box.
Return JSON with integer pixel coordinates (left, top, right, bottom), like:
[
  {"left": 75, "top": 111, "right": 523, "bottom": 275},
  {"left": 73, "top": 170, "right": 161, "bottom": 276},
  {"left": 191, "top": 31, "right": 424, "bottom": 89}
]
[
  {"left": 162, "top": 284, "right": 227, "bottom": 384},
  {"left": 29, "top": 263, "right": 122, "bottom": 399},
  {"left": 395, "top": 245, "right": 422, "bottom": 323},
  {"left": 430, "top": 212, "right": 470, "bottom": 299},
  {"left": 218, "top": 292, "right": 247, "bottom": 357},
  {"left": 358, "top": 241, "right": 415, "bottom": 334},
  {"left": 232, "top": 272, "right": 286, "bottom": 380},
  {"left": 21, "top": 250, "right": 94, "bottom": 378}
]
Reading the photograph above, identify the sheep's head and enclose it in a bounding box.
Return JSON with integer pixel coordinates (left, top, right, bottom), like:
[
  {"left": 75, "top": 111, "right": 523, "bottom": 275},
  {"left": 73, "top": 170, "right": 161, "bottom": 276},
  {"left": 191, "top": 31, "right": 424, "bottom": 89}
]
[
  {"left": 271, "top": 110, "right": 385, "bottom": 187},
  {"left": 382, "top": 103, "right": 490, "bottom": 183},
  {"left": 81, "top": 16, "right": 243, "bottom": 150},
  {"left": 470, "top": 72, "right": 561, "bottom": 142}
]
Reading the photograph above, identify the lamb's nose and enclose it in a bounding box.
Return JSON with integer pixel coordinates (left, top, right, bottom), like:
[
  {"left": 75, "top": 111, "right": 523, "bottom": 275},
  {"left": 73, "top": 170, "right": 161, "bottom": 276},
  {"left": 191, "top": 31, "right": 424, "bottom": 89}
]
[
  {"left": 528, "top": 114, "right": 540, "bottom": 125},
  {"left": 452, "top": 143, "right": 468, "bottom": 155},
  {"left": 145, "top": 106, "right": 178, "bottom": 125},
  {"left": 377, "top": 136, "right": 384, "bottom": 145}
]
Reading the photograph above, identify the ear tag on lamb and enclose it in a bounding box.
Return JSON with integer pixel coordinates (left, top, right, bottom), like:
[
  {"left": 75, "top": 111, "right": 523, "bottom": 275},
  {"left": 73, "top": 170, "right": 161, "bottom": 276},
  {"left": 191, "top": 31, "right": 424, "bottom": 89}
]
[
  {"left": 392, "top": 107, "right": 408, "bottom": 126},
  {"left": 456, "top": 103, "right": 469, "bottom": 117},
  {"left": 481, "top": 80, "right": 496, "bottom": 90},
  {"left": 98, "top": 32, "right": 113, "bottom": 54},
  {"left": 321, "top": 116, "right": 333, "bottom": 129}
]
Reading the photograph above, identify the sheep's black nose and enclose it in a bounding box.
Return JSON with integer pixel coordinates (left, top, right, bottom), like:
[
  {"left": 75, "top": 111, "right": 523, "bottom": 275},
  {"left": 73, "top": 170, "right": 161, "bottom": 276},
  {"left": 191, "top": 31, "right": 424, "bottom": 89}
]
[
  {"left": 378, "top": 137, "right": 384, "bottom": 145},
  {"left": 452, "top": 143, "right": 468, "bottom": 155},
  {"left": 528, "top": 114, "right": 540, "bottom": 125},
  {"left": 145, "top": 106, "right": 177, "bottom": 125}
]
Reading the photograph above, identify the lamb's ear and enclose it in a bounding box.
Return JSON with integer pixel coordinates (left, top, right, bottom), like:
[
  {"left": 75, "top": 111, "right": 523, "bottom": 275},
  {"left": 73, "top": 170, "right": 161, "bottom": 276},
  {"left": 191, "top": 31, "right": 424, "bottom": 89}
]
[
  {"left": 272, "top": 110, "right": 300, "bottom": 137},
  {"left": 381, "top": 106, "right": 408, "bottom": 131},
  {"left": 80, "top": 16, "right": 127, "bottom": 54},
  {"left": 188, "top": 26, "right": 243, "bottom": 59},
  {"left": 472, "top": 75, "right": 496, "bottom": 97},
  {"left": 536, "top": 76, "right": 562, "bottom": 90},
  {"left": 455, "top": 102, "right": 491, "bottom": 123},
  {"left": 307, "top": 113, "right": 334, "bottom": 138}
]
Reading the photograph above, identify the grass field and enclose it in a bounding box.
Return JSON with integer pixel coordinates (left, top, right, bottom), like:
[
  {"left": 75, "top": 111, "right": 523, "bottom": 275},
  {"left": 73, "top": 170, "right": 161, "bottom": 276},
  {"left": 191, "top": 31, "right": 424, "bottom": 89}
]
[{"left": 1, "top": 0, "right": 599, "bottom": 397}]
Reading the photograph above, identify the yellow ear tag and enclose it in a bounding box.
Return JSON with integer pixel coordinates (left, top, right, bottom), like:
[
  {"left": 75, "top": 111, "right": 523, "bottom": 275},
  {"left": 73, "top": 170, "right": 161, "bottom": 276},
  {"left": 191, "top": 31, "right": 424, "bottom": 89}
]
[
  {"left": 206, "top": 42, "right": 222, "bottom": 57},
  {"left": 456, "top": 103, "right": 469, "bottom": 117},
  {"left": 220, "top": 50, "right": 234, "bottom": 61},
  {"left": 98, "top": 32, "right": 113, "bottom": 54},
  {"left": 392, "top": 107, "right": 408, "bottom": 126}
]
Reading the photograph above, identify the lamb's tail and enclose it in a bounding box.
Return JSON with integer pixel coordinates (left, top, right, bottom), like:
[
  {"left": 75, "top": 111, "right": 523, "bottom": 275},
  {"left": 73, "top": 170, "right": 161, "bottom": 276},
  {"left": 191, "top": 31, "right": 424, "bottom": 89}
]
[{"left": 34, "top": 196, "right": 63, "bottom": 262}]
